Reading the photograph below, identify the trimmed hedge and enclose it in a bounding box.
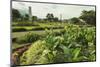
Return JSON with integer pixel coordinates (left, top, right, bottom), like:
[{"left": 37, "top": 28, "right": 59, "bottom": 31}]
[
  {"left": 32, "top": 27, "right": 45, "bottom": 30},
  {"left": 12, "top": 22, "right": 39, "bottom": 26},
  {"left": 12, "top": 26, "right": 64, "bottom": 32},
  {"left": 12, "top": 28, "right": 27, "bottom": 32},
  {"left": 16, "top": 33, "right": 41, "bottom": 44}
]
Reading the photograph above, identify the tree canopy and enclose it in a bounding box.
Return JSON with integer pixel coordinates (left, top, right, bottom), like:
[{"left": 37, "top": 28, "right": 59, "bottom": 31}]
[
  {"left": 79, "top": 10, "right": 96, "bottom": 26},
  {"left": 70, "top": 17, "right": 80, "bottom": 24},
  {"left": 32, "top": 16, "right": 38, "bottom": 22},
  {"left": 46, "top": 13, "right": 54, "bottom": 22},
  {"left": 12, "top": 8, "right": 21, "bottom": 21}
]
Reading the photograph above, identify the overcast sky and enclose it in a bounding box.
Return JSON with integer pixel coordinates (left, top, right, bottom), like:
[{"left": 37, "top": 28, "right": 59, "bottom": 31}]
[{"left": 12, "top": 1, "right": 95, "bottom": 19}]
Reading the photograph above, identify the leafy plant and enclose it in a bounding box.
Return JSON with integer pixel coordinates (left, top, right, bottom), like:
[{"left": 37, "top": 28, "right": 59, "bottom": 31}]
[
  {"left": 16, "top": 32, "right": 41, "bottom": 44},
  {"left": 19, "top": 24, "right": 96, "bottom": 65}
]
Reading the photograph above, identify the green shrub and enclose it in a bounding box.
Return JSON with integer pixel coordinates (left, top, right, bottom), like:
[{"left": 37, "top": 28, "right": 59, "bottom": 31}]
[
  {"left": 44, "top": 26, "right": 64, "bottom": 30},
  {"left": 12, "top": 22, "right": 39, "bottom": 26},
  {"left": 16, "top": 33, "right": 41, "bottom": 44},
  {"left": 32, "top": 26, "right": 63, "bottom": 31},
  {"left": 32, "top": 27, "right": 45, "bottom": 30},
  {"left": 19, "top": 24, "right": 96, "bottom": 65},
  {"left": 20, "top": 40, "right": 47, "bottom": 65},
  {"left": 12, "top": 28, "right": 27, "bottom": 32}
]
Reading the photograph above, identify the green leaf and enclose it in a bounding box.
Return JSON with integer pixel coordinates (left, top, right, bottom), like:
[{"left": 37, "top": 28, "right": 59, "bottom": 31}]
[
  {"left": 72, "top": 48, "right": 81, "bottom": 60},
  {"left": 60, "top": 45, "right": 70, "bottom": 54}
]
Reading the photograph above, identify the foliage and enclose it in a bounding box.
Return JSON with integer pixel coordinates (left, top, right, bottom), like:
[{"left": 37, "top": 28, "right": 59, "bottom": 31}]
[
  {"left": 16, "top": 32, "right": 41, "bottom": 44},
  {"left": 12, "top": 8, "right": 21, "bottom": 21},
  {"left": 53, "top": 17, "right": 59, "bottom": 22},
  {"left": 70, "top": 17, "right": 80, "bottom": 24},
  {"left": 12, "top": 27, "right": 27, "bottom": 32},
  {"left": 79, "top": 10, "right": 96, "bottom": 26},
  {"left": 32, "top": 16, "right": 38, "bottom": 22},
  {"left": 12, "top": 25, "right": 64, "bottom": 32},
  {"left": 12, "top": 22, "right": 39, "bottom": 26},
  {"left": 46, "top": 13, "right": 59, "bottom": 22},
  {"left": 24, "top": 14, "right": 29, "bottom": 21},
  {"left": 20, "top": 40, "right": 46, "bottom": 65},
  {"left": 46, "top": 13, "right": 54, "bottom": 22},
  {"left": 20, "top": 24, "right": 96, "bottom": 65}
]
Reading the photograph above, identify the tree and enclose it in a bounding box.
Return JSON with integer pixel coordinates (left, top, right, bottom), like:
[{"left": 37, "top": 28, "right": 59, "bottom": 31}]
[
  {"left": 12, "top": 8, "right": 21, "bottom": 21},
  {"left": 32, "top": 16, "right": 37, "bottom": 22},
  {"left": 70, "top": 17, "right": 80, "bottom": 24},
  {"left": 46, "top": 13, "right": 54, "bottom": 22},
  {"left": 54, "top": 17, "right": 59, "bottom": 22},
  {"left": 79, "top": 10, "right": 96, "bottom": 26},
  {"left": 24, "top": 14, "right": 29, "bottom": 21}
]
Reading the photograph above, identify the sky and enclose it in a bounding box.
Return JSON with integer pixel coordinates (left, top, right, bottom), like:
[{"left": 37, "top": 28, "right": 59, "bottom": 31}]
[{"left": 12, "top": 1, "right": 95, "bottom": 19}]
